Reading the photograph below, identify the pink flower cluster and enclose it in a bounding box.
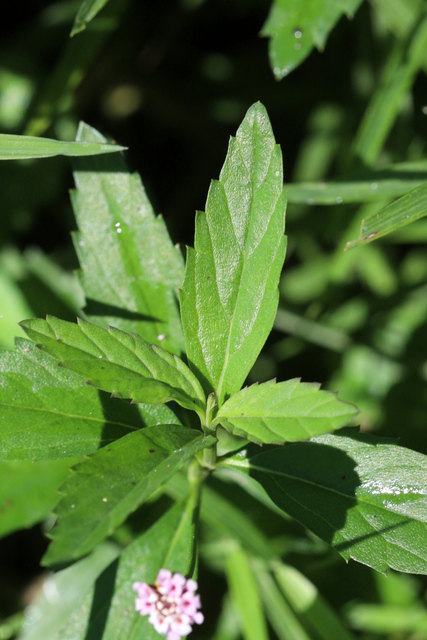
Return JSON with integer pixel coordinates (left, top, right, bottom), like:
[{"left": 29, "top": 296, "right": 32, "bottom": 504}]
[{"left": 133, "top": 569, "right": 204, "bottom": 640}]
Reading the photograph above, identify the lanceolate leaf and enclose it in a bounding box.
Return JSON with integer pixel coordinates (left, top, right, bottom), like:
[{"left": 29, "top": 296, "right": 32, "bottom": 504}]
[
  {"left": 346, "top": 181, "right": 427, "bottom": 249},
  {"left": 214, "top": 379, "right": 357, "bottom": 444},
  {"left": 223, "top": 429, "right": 427, "bottom": 574},
  {"left": 71, "top": 0, "right": 111, "bottom": 36},
  {"left": 26, "top": 499, "right": 198, "bottom": 640},
  {"left": 72, "top": 122, "right": 185, "bottom": 356},
  {"left": 0, "top": 338, "right": 179, "bottom": 461},
  {"left": 262, "top": 0, "right": 364, "bottom": 79},
  {"left": 180, "top": 102, "right": 286, "bottom": 406},
  {"left": 0, "top": 133, "right": 125, "bottom": 160},
  {"left": 285, "top": 161, "right": 427, "bottom": 205},
  {"left": 43, "top": 425, "right": 215, "bottom": 566},
  {"left": 20, "top": 316, "right": 206, "bottom": 415},
  {"left": 226, "top": 547, "right": 269, "bottom": 640}
]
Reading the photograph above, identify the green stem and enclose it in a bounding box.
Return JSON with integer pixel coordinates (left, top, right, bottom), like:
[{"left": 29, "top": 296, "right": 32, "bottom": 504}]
[{"left": 201, "top": 392, "right": 217, "bottom": 469}]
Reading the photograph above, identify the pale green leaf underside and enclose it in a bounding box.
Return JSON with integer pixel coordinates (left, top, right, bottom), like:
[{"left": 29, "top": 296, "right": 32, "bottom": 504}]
[
  {"left": 72, "top": 122, "right": 185, "bottom": 356},
  {"left": 71, "top": 0, "right": 110, "bottom": 36},
  {"left": 0, "top": 133, "right": 125, "bottom": 160},
  {"left": 43, "top": 425, "right": 215, "bottom": 566},
  {"left": 285, "top": 161, "right": 427, "bottom": 205},
  {"left": 224, "top": 429, "right": 427, "bottom": 574},
  {"left": 215, "top": 379, "right": 357, "bottom": 444},
  {"left": 346, "top": 181, "right": 427, "bottom": 249},
  {"left": 180, "top": 102, "right": 286, "bottom": 406},
  {"left": 20, "top": 316, "right": 206, "bottom": 415},
  {"left": 19, "top": 543, "right": 121, "bottom": 640},
  {"left": 0, "top": 338, "right": 179, "bottom": 461},
  {"left": 262, "top": 0, "right": 364, "bottom": 79}
]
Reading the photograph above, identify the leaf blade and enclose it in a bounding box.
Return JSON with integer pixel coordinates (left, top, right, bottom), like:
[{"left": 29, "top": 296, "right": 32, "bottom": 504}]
[
  {"left": 262, "top": 0, "right": 364, "bottom": 79},
  {"left": 0, "top": 459, "right": 72, "bottom": 538},
  {"left": 225, "top": 547, "right": 269, "bottom": 640},
  {"left": 215, "top": 379, "right": 357, "bottom": 444},
  {"left": 0, "top": 338, "right": 178, "bottom": 461},
  {"left": 180, "top": 102, "right": 287, "bottom": 405},
  {"left": 72, "top": 122, "right": 185, "bottom": 355},
  {"left": 0, "top": 133, "right": 125, "bottom": 160},
  {"left": 20, "top": 316, "right": 205, "bottom": 415},
  {"left": 346, "top": 181, "right": 427, "bottom": 249},
  {"left": 273, "top": 562, "right": 357, "bottom": 640},
  {"left": 71, "top": 0, "right": 111, "bottom": 36},
  {"left": 223, "top": 429, "right": 427, "bottom": 574},
  {"left": 285, "top": 162, "right": 427, "bottom": 205},
  {"left": 43, "top": 425, "right": 215, "bottom": 566}
]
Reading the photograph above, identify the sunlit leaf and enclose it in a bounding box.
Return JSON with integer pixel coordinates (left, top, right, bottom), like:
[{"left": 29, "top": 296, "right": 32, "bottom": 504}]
[
  {"left": 214, "top": 379, "right": 357, "bottom": 444},
  {"left": 22, "top": 498, "right": 199, "bottom": 640},
  {"left": 20, "top": 316, "right": 205, "bottom": 415},
  {"left": 72, "top": 122, "right": 185, "bottom": 355},
  {"left": 180, "top": 102, "right": 286, "bottom": 405},
  {"left": 346, "top": 181, "right": 427, "bottom": 249},
  {"left": 0, "top": 133, "right": 125, "bottom": 160},
  {"left": 285, "top": 162, "right": 427, "bottom": 205},
  {"left": 262, "top": 0, "right": 364, "bottom": 79},
  {"left": 223, "top": 429, "right": 427, "bottom": 574}
]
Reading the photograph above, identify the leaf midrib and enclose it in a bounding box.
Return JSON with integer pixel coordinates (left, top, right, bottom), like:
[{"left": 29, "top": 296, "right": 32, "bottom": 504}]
[
  {"left": 215, "top": 141, "right": 278, "bottom": 403},
  {"left": 224, "top": 459, "right": 427, "bottom": 521},
  {"left": 225, "top": 461, "right": 427, "bottom": 566},
  {"left": 0, "top": 401, "right": 139, "bottom": 431},
  {"left": 41, "top": 327, "right": 196, "bottom": 399}
]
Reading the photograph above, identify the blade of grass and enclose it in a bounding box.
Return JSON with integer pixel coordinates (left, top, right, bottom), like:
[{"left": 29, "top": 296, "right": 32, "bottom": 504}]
[
  {"left": 225, "top": 547, "right": 269, "bottom": 640},
  {"left": 71, "top": 0, "right": 111, "bottom": 36},
  {"left": 0, "top": 133, "right": 125, "bottom": 159},
  {"left": 346, "top": 181, "right": 427, "bottom": 249},
  {"left": 254, "top": 561, "right": 311, "bottom": 640},
  {"left": 273, "top": 562, "right": 357, "bottom": 640},
  {"left": 352, "top": 12, "right": 427, "bottom": 165},
  {"left": 285, "top": 162, "right": 427, "bottom": 205}
]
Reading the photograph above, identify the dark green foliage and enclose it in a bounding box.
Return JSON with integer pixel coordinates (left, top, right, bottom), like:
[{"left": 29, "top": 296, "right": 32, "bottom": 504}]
[{"left": 2, "top": 1, "right": 427, "bottom": 639}]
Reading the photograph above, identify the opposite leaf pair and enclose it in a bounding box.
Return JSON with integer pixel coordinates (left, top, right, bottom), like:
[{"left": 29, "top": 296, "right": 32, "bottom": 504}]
[
  {"left": 15, "top": 102, "right": 357, "bottom": 570},
  {"left": 5, "top": 101, "right": 427, "bottom": 585}
]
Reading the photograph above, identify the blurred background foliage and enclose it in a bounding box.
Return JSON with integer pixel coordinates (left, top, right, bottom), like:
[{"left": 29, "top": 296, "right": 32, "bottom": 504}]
[{"left": 3, "top": 0, "right": 427, "bottom": 638}]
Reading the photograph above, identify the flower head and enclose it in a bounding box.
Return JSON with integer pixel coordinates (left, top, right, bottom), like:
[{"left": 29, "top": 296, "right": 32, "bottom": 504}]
[{"left": 133, "top": 569, "right": 204, "bottom": 640}]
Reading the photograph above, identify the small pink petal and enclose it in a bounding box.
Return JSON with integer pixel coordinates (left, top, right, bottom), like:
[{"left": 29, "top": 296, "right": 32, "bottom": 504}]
[
  {"left": 193, "top": 611, "right": 204, "bottom": 625},
  {"left": 185, "top": 579, "right": 198, "bottom": 592},
  {"left": 149, "top": 612, "right": 169, "bottom": 635},
  {"left": 170, "top": 614, "right": 192, "bottom": 636}
]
